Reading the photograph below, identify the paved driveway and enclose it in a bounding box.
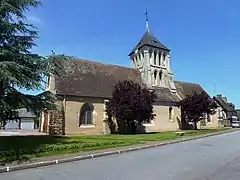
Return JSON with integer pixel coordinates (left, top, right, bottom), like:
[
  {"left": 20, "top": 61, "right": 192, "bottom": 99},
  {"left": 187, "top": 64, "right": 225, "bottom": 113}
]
[
  {"left": 0, "top": 130, "right": 46, "bottom": 136},
  {"left": 1, "top": 131, "right": 240, "bottom": 180}
]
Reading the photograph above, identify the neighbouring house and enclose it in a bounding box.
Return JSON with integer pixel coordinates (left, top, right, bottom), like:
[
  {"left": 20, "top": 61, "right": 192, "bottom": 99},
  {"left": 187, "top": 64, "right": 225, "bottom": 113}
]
[
  {"left": 175, "top": 82, "right": 219, "bottom": 129},
  {"left": 237, "top": 110, "right": 240, "bottom": 120},
  {"left": 5, "top": 108, "right": 37, "bottom": 130},
  {"left": 213, "top": 94, "right": 237, "bottom": 127},
  {"left": 39, "top": 12, "right": 217, "bottom": 135}
]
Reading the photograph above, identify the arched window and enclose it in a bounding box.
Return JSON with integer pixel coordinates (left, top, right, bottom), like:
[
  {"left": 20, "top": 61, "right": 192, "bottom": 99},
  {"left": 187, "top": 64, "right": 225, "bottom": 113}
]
[
  {"left": 169, "top": 106, "right": 173, "bottom": 120},
  {"left": 135, "top": 55, "right": 138, "bottom": 68},
  {"left": 153, "top": 52, "right": 157, "bottom": 65},
  {"left": 162, "top": 53, "right": 166, "bottom": 66},
  {"left": 149, "top": 49, "right": 152, "bottom": 59},
  {"left": 159, "top": 71, "right": 162, "bottom": 81},
  {"left": 158, "top": 52, "right": 161, "bottom": 66},
  {"left": 79, "top": 103, "right": 94, "bottom": 126},
  {"left": 139, "top": 53, "right": 141, "bottom": 61},
  {"left": 154, "top": 70, "right": 157, "bottom": 85}
]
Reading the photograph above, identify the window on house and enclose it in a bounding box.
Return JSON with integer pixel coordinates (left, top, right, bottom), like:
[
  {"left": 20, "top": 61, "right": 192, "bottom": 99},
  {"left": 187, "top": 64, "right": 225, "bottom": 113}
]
[
  {"left": 218, "top": 109, "right": 223, "bottom": 119},
  {"left": 79, "top": 103, "right": 94, "bottom": 126},
  {"left": 83, "top": 111, "right": 93, "bottom": 124},
  {"left": 169, "top": 106, "right": 173, "bottom": 120},
  {"left": 222, "top": 112, "right": 226, "bottom": 120},
  {"left": 103, "top": 100, "right": 109, "bottom": 120},
  {"left": 207, "top": 113, "right": 211, "bottom": 122}
]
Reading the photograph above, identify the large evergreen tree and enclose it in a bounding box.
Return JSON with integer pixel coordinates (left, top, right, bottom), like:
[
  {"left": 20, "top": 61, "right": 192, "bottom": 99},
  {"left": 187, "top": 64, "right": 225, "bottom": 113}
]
[{"left": 0, "top": 0, "right": 70, "bottom": 127}]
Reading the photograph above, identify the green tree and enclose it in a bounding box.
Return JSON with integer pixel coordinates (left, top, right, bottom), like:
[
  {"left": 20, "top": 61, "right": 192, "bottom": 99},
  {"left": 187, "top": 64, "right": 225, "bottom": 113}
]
[
  {"left": 0, "top": 0, "right": 71, "bottom": 128},
  {"left": 106, "top": 80, "right": 156, "bottom": 134},
  {"left": 179, "top": 91, "right": 218, "bottom": 130}
]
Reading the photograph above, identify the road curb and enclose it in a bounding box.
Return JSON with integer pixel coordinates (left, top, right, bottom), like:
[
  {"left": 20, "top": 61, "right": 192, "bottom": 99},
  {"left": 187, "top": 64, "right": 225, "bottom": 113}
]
[{"left": 0, "top": 129, "right": 238, "bottom": 174}]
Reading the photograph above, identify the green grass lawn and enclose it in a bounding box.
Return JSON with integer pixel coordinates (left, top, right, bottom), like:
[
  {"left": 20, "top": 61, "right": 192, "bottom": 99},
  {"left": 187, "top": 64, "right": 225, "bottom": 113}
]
[{"left": 0, "top": 128, "right": 229, "bottom": 165}]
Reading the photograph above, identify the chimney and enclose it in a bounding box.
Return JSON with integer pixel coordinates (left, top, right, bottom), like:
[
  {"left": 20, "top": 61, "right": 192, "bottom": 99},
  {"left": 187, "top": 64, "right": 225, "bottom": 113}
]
[
  {"left": 216, "top": 94, "right": 222, "bottom": 98},
  {"left": 229, "top": 103, "right": 235, "bottom": 109}
]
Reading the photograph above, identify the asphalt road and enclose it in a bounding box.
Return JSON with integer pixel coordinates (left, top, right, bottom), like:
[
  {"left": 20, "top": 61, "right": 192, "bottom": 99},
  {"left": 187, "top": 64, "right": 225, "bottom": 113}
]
[{"left": 1, "top": 131, "right": 240, "bottom": 180}]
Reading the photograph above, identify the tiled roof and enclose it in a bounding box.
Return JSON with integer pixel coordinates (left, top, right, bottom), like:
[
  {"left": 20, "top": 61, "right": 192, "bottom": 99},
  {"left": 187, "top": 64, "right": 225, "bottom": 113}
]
[
  {"left": 55, "top": 59, "right": 179, "bottom": 102},
  {"left": 174, "top": 81, "right": 208, "bottom": 99},
  {"left": 55, "top": 59, "right": 143, "bottom": 98}
]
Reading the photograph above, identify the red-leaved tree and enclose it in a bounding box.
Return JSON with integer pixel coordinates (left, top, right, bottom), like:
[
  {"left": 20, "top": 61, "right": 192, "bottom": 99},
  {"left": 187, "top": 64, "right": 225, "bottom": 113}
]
[
  {"left": 106, "top": 80, "right": 156, "bottom": 134},
  {"left": 179, "top": 91, "right": 218, "bottom": 130}
]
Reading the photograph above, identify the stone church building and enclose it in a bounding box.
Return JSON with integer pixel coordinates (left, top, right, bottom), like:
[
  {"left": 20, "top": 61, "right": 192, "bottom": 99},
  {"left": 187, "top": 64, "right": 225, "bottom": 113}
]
[{"left": 40, "top": 14, "right": 217, "bottom": 135}]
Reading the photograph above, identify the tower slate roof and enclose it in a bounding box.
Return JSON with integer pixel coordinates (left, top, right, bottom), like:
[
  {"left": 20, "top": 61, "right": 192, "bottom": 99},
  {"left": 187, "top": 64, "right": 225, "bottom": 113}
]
[{"left": 129, "top": 28, "right": 170, "bottom": 56}]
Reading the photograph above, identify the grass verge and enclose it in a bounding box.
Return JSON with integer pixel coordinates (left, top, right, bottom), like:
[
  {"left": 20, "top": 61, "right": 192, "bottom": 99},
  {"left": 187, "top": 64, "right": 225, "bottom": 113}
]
[{"left": 0, "top": 128, "right": 230, "bottom": 165}]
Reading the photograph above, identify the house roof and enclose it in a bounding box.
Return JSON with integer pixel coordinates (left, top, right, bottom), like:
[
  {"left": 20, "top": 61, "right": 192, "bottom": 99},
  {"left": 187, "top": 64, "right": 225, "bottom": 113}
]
[
  {"left": 129, "top": 28, "right": 170, "bottom": 56},
  {"left": 174, "top": 81, "right": 208, "bottom": 99},
  {"left": 55, "top": 59, "right": 179, "bottom": 102},
  {"left": 213, "top": 95, "right": 235, "bottom": 112},
  {"left": 17, "top": 108, "right": 36, "bottom": 118},
  {"left": 213, "top": 95, "right": 236, "bottom": 115}
]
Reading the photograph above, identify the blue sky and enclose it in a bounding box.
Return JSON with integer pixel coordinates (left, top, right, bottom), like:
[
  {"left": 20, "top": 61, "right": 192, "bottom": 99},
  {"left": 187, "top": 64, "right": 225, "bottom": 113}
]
[{"left": 26, "top": 0, "right": 240, "bottom": 108}]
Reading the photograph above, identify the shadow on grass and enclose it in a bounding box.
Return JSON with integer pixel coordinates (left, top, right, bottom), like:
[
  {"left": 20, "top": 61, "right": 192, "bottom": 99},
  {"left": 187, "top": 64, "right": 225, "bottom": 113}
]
[
  {"left": 0, "top": 129, "right": 226, "bottom": 166},
  {"left": 0, "top": 135, "right": 69, "bottom": 166}
]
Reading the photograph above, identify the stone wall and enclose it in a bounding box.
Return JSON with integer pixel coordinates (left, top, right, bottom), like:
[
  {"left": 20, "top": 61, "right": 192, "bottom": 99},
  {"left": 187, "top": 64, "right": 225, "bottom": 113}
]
[{"left": 48, "top": 102, "right": 65, "bottom": 135}]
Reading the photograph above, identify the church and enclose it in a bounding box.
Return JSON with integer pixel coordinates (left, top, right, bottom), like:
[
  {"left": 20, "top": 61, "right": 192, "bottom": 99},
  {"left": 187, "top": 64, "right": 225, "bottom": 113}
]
[{"left": 40, "top": 11, "right": 218, "bottom": 135}]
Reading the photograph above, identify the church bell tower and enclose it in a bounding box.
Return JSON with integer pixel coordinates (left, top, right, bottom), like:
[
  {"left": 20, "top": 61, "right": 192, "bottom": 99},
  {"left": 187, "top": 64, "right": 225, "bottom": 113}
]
[{"left": 128, "top": 8, "right": 176, "bottom": 92}]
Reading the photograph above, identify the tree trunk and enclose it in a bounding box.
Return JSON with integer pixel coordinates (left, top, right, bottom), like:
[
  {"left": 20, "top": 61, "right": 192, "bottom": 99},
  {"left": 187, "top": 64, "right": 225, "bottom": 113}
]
[
  {"left": 194, "top": 121, "right": 198, "bottom": 130},
  {"left": 0, "top": 81, "right": 5, "bottom": 129},
  {"left": 2, "top": 119, "right": 6, "bottom": 130},
  {"left": 180, "top": 119, "right": 188, "bottom": 130},
  {"left": 130, "top": 121, "right": 136, "bottom": 134}
]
